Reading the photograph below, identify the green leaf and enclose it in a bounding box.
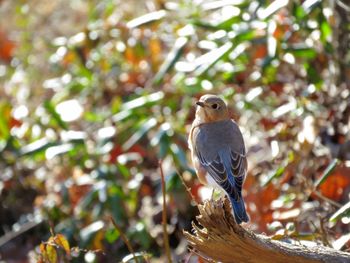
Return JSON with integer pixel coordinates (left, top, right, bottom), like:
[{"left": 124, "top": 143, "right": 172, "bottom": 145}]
[
  {"left": 46, "top": 244, "right": 58, "bottom": 263},
  {"left": 304, "top": 63, "right": 323, "bottom": 87},
  {"left": 150, "top": 122, "right": 171, "bottom": 147},
  {"left": 329, "top": 201, "right": 350, "bottom": 223},
  {"left": 45, "top": 143, "right": 73, "bottom": 159},
  {"left": 109, "top": 185, "right": 126, "bottom": 225},
  {"left": 112, "top": 109, "right": 133, "bottom": 123},
  {"left": 285, "top": 45, "right": 317, "bottom": 59},
  {"left": 294, "top": 5, "right": 306, "bottom": 20},
  {"left": 320, "top": 19, "right": 332, "bottom": 43},
  {"left": 153, "top": 37, "right": 188, "bottom": 85},
  {"left": 105, "top": 228, "right": 120, "bottom": 243},
  {"left": 170, "top": 143, "right": 188, "bottom": 169},
  {"left": 229, "top": 42, "right": 249, "bottom": 60},
  {"left": 191, "top": 20, "right": 221, "bottom": 30},
  {"left": 215, "top": 15, "right": 241, "bottom": 30},
  {"left": 20, "top": 138, "right": 58, "bottom": 156},
  {"left": 159, "top": 136, "right": 170, "bottom": 159},
  {"left": 80, "top": 221, "right": 105, "bottom": 245},
  {"left": 194, "top": 42, "right": 233, "bottom": 76},
  {"left": 235, "top": 30, "right": 256, "bottom": 43},
  {"left": 44, "top": 100, "right": 68, "bottom": 130},
  {"left": 0, "top": 102, "right": 10, "bottom": 141},
  {"left": 84, "top": 111, "right": 105, "bottom": 122},
  {"left": 166, "top": 171, "right": 182, "bottom": 191},
  {"left": 122, "top": 118, "right": 157, "bottom": 151},
  {"left": 117, "top": 164, "right": 131, "bottom": 179},
  {"left": 121, "top": 91, "right": 164, "bottom": 111},
  {"left": 76, "top": 188, "right": 98, "bottom": 211},
  {"left": 302, "top": 0, "right": 321, "bottom": 14},
  {"left": 127, "top": 10, "right": 166, "bottom": 28},
  {"left": 61, "top": 130, "right": 87, "bottom": 143},
  {"left": 257, "top": 0, "right": 289, "bottom": 20},
  {"left": 314, "top": 159, "right": 339, "bottom": 188},
  {"left": 261, "top": 165, "right": 285, "bottom": 187},
  {"left": 128, "top": 221, "right": 152, "bottom": 249}
]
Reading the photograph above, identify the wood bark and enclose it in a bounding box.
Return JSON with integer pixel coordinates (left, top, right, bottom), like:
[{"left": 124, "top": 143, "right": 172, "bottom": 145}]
[{"left": 184, "top": 197, "right": 350, "bottom": 263}]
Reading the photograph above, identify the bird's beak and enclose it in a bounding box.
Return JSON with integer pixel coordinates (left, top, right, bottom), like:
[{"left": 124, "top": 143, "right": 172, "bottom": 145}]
[{"left": 196, "top": 101, "right": 205, "bottom": 107}]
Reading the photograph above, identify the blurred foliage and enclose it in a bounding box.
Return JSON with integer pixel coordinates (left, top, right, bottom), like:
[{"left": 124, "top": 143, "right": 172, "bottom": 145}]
[{"left": 0, "top": 0, "right": 350, "bottom": 262}]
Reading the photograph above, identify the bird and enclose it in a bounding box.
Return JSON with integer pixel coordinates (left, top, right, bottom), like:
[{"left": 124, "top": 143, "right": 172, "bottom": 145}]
[{"left": 188, "top": 94, "right": 249, "bottom": 224}]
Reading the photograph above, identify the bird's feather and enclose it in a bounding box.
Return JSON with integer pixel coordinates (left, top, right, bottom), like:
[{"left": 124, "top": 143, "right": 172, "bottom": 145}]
[
  {"left": 189, "top": 97, "right": 249, "bottom": 223},
  {"left": 193, "top": 120, "right": 247, "bottom": 201}
]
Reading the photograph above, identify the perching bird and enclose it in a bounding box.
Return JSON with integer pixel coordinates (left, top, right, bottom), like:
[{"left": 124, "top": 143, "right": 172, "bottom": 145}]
[{"left": 188, "top": 94, "right": 249, "bottom": 224}]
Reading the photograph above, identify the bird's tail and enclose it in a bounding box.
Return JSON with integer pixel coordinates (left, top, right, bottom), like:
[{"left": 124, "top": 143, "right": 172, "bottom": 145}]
[{"left": 230, "top": 196, "right": 249, "bottom": 224}]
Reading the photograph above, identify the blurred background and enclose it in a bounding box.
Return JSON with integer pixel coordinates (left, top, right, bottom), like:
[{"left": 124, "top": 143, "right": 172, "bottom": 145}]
[{"left": 0, "top": 0, "right": 349, "bottom": 262}]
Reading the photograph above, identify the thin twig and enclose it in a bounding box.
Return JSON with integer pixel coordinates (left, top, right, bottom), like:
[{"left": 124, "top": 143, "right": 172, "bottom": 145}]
[
  {"left": 0, "top": 217, "right": 43, "bottom": 247},
  {"left": 49, "top": 221, "right": 55, "bottom": 236},
  {"left": 336, "top": 0, "right": 350, "bottom": 12},
  {"left": 319, "top": 217, "right": 331, "bottom": 247},
  {"left": 312, "top": 190, "right": 342, "bottom": 208},
  {"left": 109, "top": 216, "right": 139, "bottom": 263},
  {"left": 174, "top": 168, "right": 198, "bottom": 206},
  {"left": 184, "top": 250, "right": 194, "bottom": 263},
  {"left": 159, "top": 160, "right": 172, "bottom": 263},
  {"left": 304, "top": 177, "right": 342, "bottom": 208}
]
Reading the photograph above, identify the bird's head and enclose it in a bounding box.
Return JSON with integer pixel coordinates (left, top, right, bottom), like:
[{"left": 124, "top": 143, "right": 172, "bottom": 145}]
[{"left": 195, "top": 94, "right": 229, "bottom": 123}]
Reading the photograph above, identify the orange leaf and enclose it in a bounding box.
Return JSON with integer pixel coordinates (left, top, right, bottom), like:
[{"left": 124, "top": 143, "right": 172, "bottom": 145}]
[
  {"left": 269, "top": 82, "right": 284, "bottom": 95},
  {"left": 125, "top": 45, "right": 140, "bottom": 66},
  {"left": 55, "top": 234, "right": 70, "bottom": 256},
  {"left": 318, "top": 167, "right": 350, "bottom": 201},
  {"left": 260, "top": 117, "right": 280, "bottom": 130},
  {"left": 252, "top": 44, "right": 267, "bottom": 60},
  {"left": 273, "top": 25, "right": 290, "bottom": 39},
  {"left": 9, "top": 117, "right": 22, "bottom": 128},
  {"left": 68, "top": 184, "right": 92, "bottom": 208},
  {"left": 62, "top": 51, "right": 76, "bottom": 67},
  {"left": 0, "top": 30, "right": 15, "bottom": 62},
  {"left": 190, "top": 182, "right": 203, "bottom": 203},
  {"left": 149, "top": 37, "right": 162, "bottom": 68},
  {"left": 244, "top": 172, "right": 280, "bottom": 232},
  {"left": 39, "top": 243, "right": 47, "bottom": 258},
  {"left": 92, "top": 230, "right": 105, "bottom": 250},
  {"left": 108, "top": 145, "right": 122, "bottom": 163},
  {"left": 235, "top": 72, "right": 248, "bottom": 84}
]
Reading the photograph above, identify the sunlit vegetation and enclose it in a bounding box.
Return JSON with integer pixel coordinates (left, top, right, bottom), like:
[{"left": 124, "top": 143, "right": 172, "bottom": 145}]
[{"left": 0, "top": 0, "right": 349, "bottom": 262}]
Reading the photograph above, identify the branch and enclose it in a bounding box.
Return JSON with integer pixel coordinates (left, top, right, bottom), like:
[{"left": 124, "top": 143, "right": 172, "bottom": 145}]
[
  {"left": 159, "top": 160, "right": 172, "bottom": 263},
  {"left": 110, "top": 216, "right": 139, "bottom": 263},
  {"left": 184, "top": 197, "right": 350, "bottom": 263}
]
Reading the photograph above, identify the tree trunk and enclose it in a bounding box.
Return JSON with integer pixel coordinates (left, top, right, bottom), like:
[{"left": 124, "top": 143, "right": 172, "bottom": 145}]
[{"left": 184, "top": 198, "right": 350, "bottom": 263}]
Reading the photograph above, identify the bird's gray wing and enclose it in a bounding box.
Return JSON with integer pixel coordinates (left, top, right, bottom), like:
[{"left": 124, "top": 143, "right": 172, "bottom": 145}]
[{"left": 194, "top": 120, "right": 246, "bottom": 200}]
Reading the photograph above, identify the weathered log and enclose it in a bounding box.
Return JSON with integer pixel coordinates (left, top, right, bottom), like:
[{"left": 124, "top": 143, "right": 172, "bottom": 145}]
[{"left": 184, "top": 197, "right": 350, "bottom": 263}]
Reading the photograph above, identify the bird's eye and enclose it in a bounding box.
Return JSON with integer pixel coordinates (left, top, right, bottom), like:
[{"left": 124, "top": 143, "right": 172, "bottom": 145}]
[{"left": 211, "top": 103, "right": 218, "bottom": 109}]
